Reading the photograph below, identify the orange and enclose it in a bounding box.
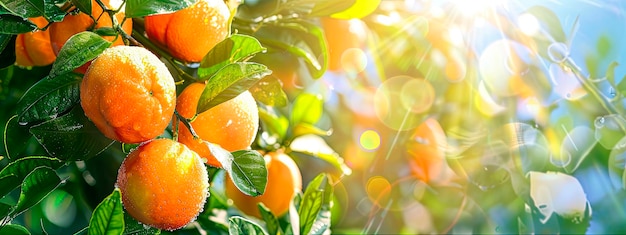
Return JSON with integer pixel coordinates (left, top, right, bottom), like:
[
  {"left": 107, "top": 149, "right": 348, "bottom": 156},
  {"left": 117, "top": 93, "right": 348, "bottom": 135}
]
[
  {"left": 144, "top": 0, "right": 230, "bottom": 62},
  {"left": 116, "top": 138, "right": 209, "bottom": 231},
  {"left": 225, "top": 152, "right": 302, "bottom": 218},
  {"left": 176, "top": 83, "right": 259, "bottom": 167},
  {"left": 14, "top": 17, "right": 56, "bottom": 67},
  {"left": 80, "top": 46, "right": 176, "bottom": 144},
  {"left": 49, "top": 0, "right": 132, "bottom": 73},
  {"left": 321, "top": 17, "right": 367, "bottom": 72},
  {"left": 406, "top": 118, "right": 447, "bottom": 183}
]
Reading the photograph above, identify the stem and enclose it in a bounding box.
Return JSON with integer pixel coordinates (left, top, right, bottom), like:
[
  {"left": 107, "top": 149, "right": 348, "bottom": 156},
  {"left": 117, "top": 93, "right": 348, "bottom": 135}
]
[
  {"left": 174, "top": 110, "right": 200, "bottom": 140},
  {"left": 117, "top": 18, "right": 139, "bottom": 46},
  {"left": 562, "top": 58, "right": 626, "bottom": 133},
  {"left": 131, "top": 29, "right": 198, "bottom": 83}
]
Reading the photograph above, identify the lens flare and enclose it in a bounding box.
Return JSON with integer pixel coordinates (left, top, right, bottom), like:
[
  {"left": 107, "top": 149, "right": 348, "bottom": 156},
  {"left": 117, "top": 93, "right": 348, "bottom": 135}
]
[
  {"left": 518, "top": 13, "right": 540, "bottom": 36},
  {"left": 359, "top": 130, "right": 381, "bottom": 151},
  {"left": 366, "top": 176, "right": 391, "bottom": 206},
  {"left": 374, "top": 76, "right": 426, "bottom": 130},
  {"left": 479, "top": 40, "right": 532, "bottom": 97},
  {"left": 341, "top": 48, "right": 368, "bottom": 75}
]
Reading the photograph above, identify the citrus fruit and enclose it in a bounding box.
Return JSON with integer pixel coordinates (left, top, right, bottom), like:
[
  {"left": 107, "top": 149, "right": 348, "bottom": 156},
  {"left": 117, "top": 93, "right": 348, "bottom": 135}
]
[
  {"left": 14, "top": 17, "right": 56, "bottom": 67},
  {"left": 406, "top": 118, "right": 447, "bottom": 183},
  {"left": 80, "top": 46, "right": 176, "bottom": 144},
  {"left": 116, "top": 138, "right": 209, "bottom": 231},
  {"left": 225, "top": 152, "right": 302, "bottom": 218},
  {"left": 321, "top": 17, "right": 367, "bottom": 72},
  {"left": 176, "top": 83, "right": 259, "bottom": 167},
  {"left": 144, "top": 0, "right": 230, "bottom": 62}
]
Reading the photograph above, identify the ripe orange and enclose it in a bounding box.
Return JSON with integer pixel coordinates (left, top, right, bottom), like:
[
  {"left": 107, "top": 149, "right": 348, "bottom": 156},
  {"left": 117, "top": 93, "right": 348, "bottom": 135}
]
[
  {"left": 406, "top": 118, "right": 447, "bottom": 183},
  {"left": 80, "top": 46, "right": 176, "bottom": 144},
  {"left": 14, "top": 17, "right": 56, "bottom": 67},
  {"left": 49, "top": 0, "right": 132, "bottom": 73},
  {"left": 176, "top": 83, "right": 259, "bottom": 167},
  {"left": 321, "top": 17, "right": 367, "bottom": 72},
  {"left": 144, "top": 0, "right": 230, "bottom": 62},
  {"left": 225, "top": 152, "right": 302, "bottom": 218},
  {"left": 116, "top": 138, "right": 209, "bottom": 231}
]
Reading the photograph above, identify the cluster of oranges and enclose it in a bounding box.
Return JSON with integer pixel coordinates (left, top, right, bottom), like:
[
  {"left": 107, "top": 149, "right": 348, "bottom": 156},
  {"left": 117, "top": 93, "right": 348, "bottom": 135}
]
[
  {"left": 13, "top": 0, "right": 302, "bottom": 231},
  {"left": 15, "top": 0, "right": 132, "bottom": 72}
]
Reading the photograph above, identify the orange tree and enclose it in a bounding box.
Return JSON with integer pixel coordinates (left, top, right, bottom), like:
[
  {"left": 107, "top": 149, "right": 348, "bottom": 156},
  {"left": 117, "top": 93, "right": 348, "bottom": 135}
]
[
  {"left": 2, "top": 0, "right": 626, "bottom": 234},
  {"left": 0, "top": 0, "right": 359, "bottom": 234}
]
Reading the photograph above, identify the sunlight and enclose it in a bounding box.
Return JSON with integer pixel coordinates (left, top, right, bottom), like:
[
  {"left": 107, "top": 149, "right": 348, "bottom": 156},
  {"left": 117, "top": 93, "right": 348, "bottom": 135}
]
[{"left": 452, "top": 0, "right": 505, "bottom": 17}]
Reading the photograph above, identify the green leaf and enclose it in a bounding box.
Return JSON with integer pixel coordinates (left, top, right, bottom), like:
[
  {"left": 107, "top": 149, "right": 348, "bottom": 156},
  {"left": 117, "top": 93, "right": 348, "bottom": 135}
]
[
  {"left": 121, "top": 143, "right": 139, "bottom": 154},
  {"left": 290, "top": 93, "right": 323, "bottom": 126},
  {"left": 230, "top": 150, "right": 268, "bottom": 196},
  {"left": 125, "top": 0, "right": 196, "bottom": 18},
  {"left": 308, "top": 210, "right": 331, "bottom": 235},
  {"left": 0, "top": 224, "right": 30, "bottom": 235},
  {"left": 16, "top": 73, "right": 82, "bottom": 125},
  {"left": 253, "top": 20, "right": 327, "bottom": 78},
  {"left": 258, "top": 107, "right": 289, "bottom": 142},
  {"left": 199, "top": 34, "right": 267, "bottom": 78},
  {"left": 597, "top": 34, "right": 611, "bottom": 59},
  {"left": 93, "top": 27, "right": 118, "bottom": 37},
  {"left": 526, "top": 6, "right": 566, "bottom": 43},
  {"left": 123, "top": 213, "right": 160, "bottom": 235},
  {"left": 606, "top": 61, "right": 619, "bottom": 87},
  {"left": 292, "top": 123, "right": 331, "bottom": 138},
  {"left": 594, "top": 114, "right": 626, "bottom": 150},
  {"left": 196, "top": 62, "right": 270, "bottom": 114},
  {"left": 330, "top": 0, "right": 379, "bottom": 19},
  {"left": 561, "top": 126, "right": 596, "bottom": 173},
  {"left": 70, "top": 0, "right": 91, "bottom": 15},
  {"left": 0, "top": 34, "right": 15, "bottom": 68},
  {"left": 206, "top": 143, "right": 267, "bottom": 196},
  {"left": 617, "top": 74, "right": 626, "bottom": 96},
  {"left": 308, "top": 0, "right": 354, "bottom": 17},
  {"left": 50, "top": 31, "right": 112, "bottom": 77},
  {"left": 43, "top": 0, "right": 65, "bottom": 22},
  {"left": 4, "top": 115, "right": 32, "bottom": 160},
  {"left": 0, "top": 14, "right": 37, "bottom": 34},
  {"left": 249, "top": 75, "right": 287, "bottom": 107},
  {"left": 524, "top": 6, "right": 567, "bottom": 60},
  {"left": 0, "top": 0, "right": 45, "bottom": 18},
  {"left": 0, "top": 202, "right": 12, "bottom": 219},
  {"left": 29, "top": 105, "right": 115, "bottom": 161},
  {"left": 88, "top": 189, "right": 125, "bottom": 235},
  {"left": 73, "top": 227, "right": 88, "bottom": 235},
  {"left": 0, "top": 156, "right": 62, "bottom": 198},
  {"left": 258, "top": 204, "right": 282, "bottom": 235},
  {"left": 13, "top": 166, "right": 62, "bottom": 217},
  {"left": 298, "top": 173, "right": 332, "bottom": 235},
  {"left": 206, "top": 180, "right": 228, "bottom": 210},
  {"left": 228, "top": 216, "right": 267, "bottom": 235},
  {"left": 289, "top": 134, "right": 352, "bottom": 176}
]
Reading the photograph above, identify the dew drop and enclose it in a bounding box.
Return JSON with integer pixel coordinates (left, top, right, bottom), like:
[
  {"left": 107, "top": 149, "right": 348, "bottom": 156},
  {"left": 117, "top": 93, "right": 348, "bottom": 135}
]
[
  {"left": 609, "top": 87, "right": 617, "bottom": 98},
  {"left": 595, "top": 116, "right": 606, "bottom": 128}
]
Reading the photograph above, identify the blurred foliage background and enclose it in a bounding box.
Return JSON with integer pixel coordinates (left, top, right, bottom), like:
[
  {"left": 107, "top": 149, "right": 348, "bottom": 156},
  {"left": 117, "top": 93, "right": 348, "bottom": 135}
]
[{"left": 2, "top": 0, "right": 626, "bottom": 234}]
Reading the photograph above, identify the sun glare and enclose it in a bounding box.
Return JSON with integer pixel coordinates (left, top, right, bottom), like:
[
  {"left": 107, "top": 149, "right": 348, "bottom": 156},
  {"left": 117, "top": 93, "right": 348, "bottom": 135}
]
[{"left": 452, "top": 0, "right": 504, "bottom": 17}]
